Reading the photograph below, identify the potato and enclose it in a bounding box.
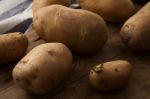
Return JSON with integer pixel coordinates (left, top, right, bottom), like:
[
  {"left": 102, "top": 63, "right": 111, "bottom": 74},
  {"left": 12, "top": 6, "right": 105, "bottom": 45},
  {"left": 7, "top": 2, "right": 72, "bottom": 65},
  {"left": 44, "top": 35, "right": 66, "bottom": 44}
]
[
  {"left": 12, "top": 43, "right": 73, "bottom": 95},
  {"left": 120, "top": 2, "right": 150, "bottom": 51},
  {"left": 33, "top": 0, "right": 69, "bottom": 15},
  {"left": 89, "top": 60, "right": 132, "bottom": 91},
  {"left": 77, "top": 0, "right": 135, "bottom": 22},
  {"left": 0, "top": 32, "right": 28, "bottom": 64},
  {"left": 33, "top": 5, "right": 108, "bottom": 54}
]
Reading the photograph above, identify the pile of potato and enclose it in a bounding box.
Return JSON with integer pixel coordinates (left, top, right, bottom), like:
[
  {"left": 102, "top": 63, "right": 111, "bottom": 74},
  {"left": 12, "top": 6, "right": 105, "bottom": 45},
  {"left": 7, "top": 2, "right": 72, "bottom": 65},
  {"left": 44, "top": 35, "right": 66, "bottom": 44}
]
[{"left": 0, "top": 0, "right": 150, "bottom": 96}]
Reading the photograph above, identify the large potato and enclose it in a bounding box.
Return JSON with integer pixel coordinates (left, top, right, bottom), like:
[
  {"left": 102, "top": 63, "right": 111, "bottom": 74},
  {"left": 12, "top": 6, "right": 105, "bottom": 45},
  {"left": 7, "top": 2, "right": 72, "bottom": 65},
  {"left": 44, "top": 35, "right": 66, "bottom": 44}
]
[
  {"left": 77, "top": 0, "right": 135, "bottom": 22},
  {"left": 89, "top": 60, "right": 132, "bottom": 91},
  {"left": 12, "top": 43, "right": 73, "bottom": 95},
  {"left": 0, "top": 32, "right": 28, "bottom": 64},
  {"left": 120, "top": 2, "right": 150, "bottom": 51},
  {"left": 33, "top": 5, "right": 108, "bottom": 54}
]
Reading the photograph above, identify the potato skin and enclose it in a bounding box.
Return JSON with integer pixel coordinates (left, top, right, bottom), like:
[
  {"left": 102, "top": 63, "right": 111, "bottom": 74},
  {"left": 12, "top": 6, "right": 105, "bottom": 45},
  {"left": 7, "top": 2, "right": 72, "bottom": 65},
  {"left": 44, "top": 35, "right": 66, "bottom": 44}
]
[
  {"left": 120, "top": 2, "right": 150, "bottom": 51},
  {"left": 33, "top": 0, "right": 69, "bottom": 15},
  {"left": 77, "top": 0, "right": 135, "bottom": 22},
  {"left": 89, "top": 60, "right": 132, "bottom": 91},
  {"left": 0, "top": 32, "right": 28, "bottom": 64},
  {"left": 33, "top": 5, "right": 108, "bottom": 54},
  {"left": 33, "top": 0, "right": 69, "bottom": 11},
  {"left": 33, "top": 0, "right": 69, "bottom": 26},
  {"left": 12, "top": 43, "right": 73, "bottom": 95}
]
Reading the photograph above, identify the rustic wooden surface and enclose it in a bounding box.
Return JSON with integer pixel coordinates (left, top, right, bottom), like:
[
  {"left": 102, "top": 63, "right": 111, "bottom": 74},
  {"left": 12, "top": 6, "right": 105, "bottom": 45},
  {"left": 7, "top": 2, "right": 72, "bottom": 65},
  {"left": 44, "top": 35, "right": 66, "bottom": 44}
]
[{"left": 0, "top": 3, "right": 150, "bottom": 99}]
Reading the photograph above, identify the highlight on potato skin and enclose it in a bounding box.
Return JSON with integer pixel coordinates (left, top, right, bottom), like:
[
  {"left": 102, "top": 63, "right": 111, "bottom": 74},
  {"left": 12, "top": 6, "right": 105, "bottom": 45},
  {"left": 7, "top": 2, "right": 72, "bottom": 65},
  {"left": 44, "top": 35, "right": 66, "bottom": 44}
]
[
  {"left": 33, "top": 0, "right": 70, "bottom": 26},
  {"left": 120, "top": 2, "right": 150, "bottom": 51},
  {"left": 77, "top": 0, "right": 135, "bottom": 23},
  {"left": 33, "top": 0, "right": 70, "bottom": 13},
  {"left": 89, "top": 60, "right": 132, "bottom": 91},
  {"left": 33, "top": 4, "right": 108, "bottom": 54},
  {"left": 12, "top": 43, "right": 73, "bottom": 95},
  {"left": 0, "top": 32, "right": 28, "bottom": 64}
]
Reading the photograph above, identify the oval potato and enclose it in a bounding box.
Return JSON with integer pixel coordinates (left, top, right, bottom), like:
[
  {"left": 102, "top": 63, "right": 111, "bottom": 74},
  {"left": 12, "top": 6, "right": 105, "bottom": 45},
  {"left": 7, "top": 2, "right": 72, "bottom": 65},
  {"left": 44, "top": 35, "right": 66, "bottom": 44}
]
[
  {"left": 120, "top": 2, "right": 150, "bottom": 51},
  {"left": 33, "top": 5, "right": 108, "bottom": 54},
  {"left": 12, "top": 43, "right": 73, "bottom": 95},
  {"left": 0, "top": 32, "right": 28, "bottom": 64},
  {"left": 89, "top": 60, "right": 132, "bottom": 91},
  {"left": 77, "top": 0, "right": 135, "bottom": 22}
]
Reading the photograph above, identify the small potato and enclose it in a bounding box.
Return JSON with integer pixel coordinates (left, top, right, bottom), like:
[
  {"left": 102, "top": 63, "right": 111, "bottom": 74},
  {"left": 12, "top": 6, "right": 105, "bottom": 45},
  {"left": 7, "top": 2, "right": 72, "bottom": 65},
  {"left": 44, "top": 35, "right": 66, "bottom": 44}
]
[
  {"left": 89, "top": 60, "right": 132, "bottom": 91},
  {"left": 77, "top": 0, "right": 135, "bottom": 22},
  {"left": 0, "top": 32, "right": 28, "bottom": 64},
  {"left": 120, "top": 2, "right": 150, "bottom": 51},
  {"left": 33, "top": 5, "right": 108, "bottom": 54},
  {"left": 12, "top": 43, "right": 73, "bottom": 95}
]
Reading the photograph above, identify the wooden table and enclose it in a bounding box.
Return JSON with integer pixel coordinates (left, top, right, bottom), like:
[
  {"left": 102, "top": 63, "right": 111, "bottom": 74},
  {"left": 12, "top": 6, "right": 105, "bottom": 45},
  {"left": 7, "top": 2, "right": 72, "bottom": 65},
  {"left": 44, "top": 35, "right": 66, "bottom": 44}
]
[{"left": 0, "top": 4, "right": 150, "bottom": 99}]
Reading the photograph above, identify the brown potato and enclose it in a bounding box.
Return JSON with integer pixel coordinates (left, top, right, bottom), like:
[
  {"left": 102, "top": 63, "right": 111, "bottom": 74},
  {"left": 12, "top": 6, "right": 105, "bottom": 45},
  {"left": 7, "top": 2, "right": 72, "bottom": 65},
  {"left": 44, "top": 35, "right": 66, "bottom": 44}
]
[
  {"left": 12, "top": 43, "right": 73, "bottom": 95},
  {"left": 120, "top": 2, "right": 150, "bottom": 51},
  {"left": 89, "top": 60, "right": 132, "bottom": 91},
  {"left": 33, "top": 5, "right": 108, "bottom": 54},
  {"left": 77, "top": 0, "right": 135, "bottom": 22},
  {"left": 0, "top": 32, "right": 28, "bottom": 64}
]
